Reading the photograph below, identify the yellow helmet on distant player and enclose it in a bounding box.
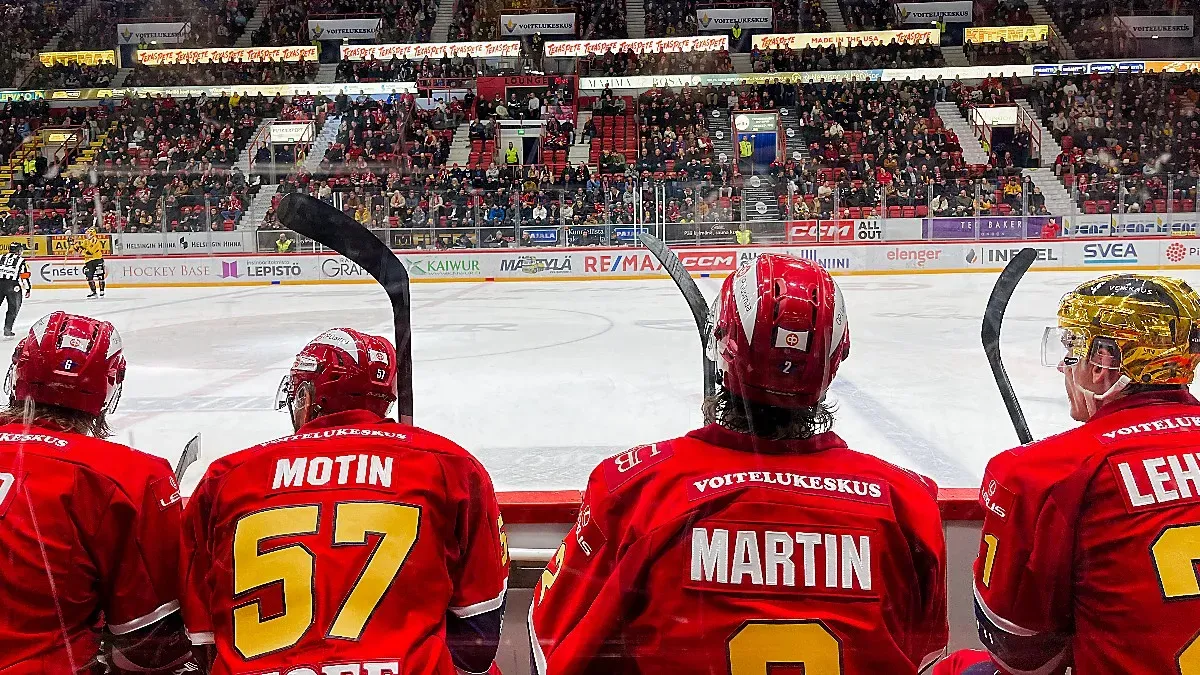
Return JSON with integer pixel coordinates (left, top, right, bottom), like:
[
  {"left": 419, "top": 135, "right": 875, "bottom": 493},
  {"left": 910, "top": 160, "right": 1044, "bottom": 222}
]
[
  {"left": 85, "top": 227, "right": 97, "bottom": 237},
  {"left": 1043, "top": 274, "right": 1200, "bottom": 385}
]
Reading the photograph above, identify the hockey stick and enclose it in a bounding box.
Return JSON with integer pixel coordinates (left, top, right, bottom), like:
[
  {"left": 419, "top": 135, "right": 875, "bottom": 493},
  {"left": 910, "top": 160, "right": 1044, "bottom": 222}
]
[
  {"left": 981, "top": 247, "right": 1037, "bottom": 445},
  {"left": 175, "top": 433, "right": 201, "bottom": 481},
  {"left": 275, "top": 193, "right": 414, "bottom": 424},
  {"left": 637, "top": 232, "right": 717, "bottom": 398}
]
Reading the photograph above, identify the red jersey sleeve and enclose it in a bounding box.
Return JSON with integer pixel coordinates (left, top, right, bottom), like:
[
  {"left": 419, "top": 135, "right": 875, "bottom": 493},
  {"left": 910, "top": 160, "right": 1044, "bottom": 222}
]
[
  {"left": 894, "top": 474, "right": 950, "bottom": 670},
  {"left": 529, "top": 464, "right": 633, "bottom": 675},
  {"left": 179, "top": 467, "right": 218, "bottom": 645},
  {"left": 86, "top": 456, "right": 184, "bottom": 635},
  {"left": 447, "top": 457, "right": 509, "bottom": 617},
  {"left": 973, "top": 449, "right": 1073, "bottom": 675}
]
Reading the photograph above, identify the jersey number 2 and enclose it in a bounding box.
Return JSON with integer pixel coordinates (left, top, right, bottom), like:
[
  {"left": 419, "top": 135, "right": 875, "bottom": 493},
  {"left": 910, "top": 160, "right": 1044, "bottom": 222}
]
[
  {"left": 1152, "top": 524, "right": 1200, "bottom": 673},
  {"left": 232, "top": 501, "right": 419, "bottom": 660},
  {"left": 727, "top": 621, "right": 842, "bottom": 674}
]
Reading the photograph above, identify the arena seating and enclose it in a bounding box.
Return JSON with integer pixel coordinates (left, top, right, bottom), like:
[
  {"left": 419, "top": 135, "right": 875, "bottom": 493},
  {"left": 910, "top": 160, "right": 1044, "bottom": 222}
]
[
  {"left": 24, "top": 64, "right": 118, "bottom": 89},
  {"left": 964, "top": 39, "right": 1058, "bottom": 66},
  {"left": 336, "top": 57, "right": 477, "bottom": 84},
  {"left": 580, "top": 49, "right": 733, "bottom": 76},
  {"left": 1029, "top": 73, "right": 1200, "bottom": 214},
  {"left": 752, "top": 41, "right": 946, "bottom": 72},
  {"left": 0, "top": 0, "right": 90, "bottom": 86},
  {"left": 125, "top": 60, "right": 319, "bottom": 86},
  {"left": 646, "top": 0, "right": 827, "bottom": 37}
]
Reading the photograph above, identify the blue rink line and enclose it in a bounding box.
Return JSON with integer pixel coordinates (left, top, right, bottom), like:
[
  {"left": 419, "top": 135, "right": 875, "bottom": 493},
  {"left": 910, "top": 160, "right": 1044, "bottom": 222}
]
[{"left": 831, "top": 378, "right": 978, "bottom": 487}]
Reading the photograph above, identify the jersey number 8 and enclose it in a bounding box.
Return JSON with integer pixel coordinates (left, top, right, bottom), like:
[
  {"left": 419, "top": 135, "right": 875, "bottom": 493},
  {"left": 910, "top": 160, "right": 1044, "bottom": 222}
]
[
  {"left": 727, "top": 620, "right": 842, "bottom": 674},
  {"left": 232, "top": 501, "right": 420, "bottom": 660}
]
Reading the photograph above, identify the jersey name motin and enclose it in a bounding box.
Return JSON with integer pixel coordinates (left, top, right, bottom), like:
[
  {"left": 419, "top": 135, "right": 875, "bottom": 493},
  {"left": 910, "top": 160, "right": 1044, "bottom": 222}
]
[{"left": 272, "top": 454, "right": 394, "bottom": 489}]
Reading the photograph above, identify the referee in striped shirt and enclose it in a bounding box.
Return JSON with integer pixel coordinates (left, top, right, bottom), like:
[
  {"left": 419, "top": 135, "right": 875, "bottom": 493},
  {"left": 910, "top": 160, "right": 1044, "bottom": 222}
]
[{"left": 0, "top": 241, "right": 31, "bottom": 338}]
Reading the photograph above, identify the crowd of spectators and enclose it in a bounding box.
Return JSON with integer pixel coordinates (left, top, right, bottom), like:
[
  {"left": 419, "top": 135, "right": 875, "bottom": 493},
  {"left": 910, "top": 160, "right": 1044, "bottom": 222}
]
[
  {"left": 0, "top": 96, "right": 272, "bottom": 235},
  {"left": 449, "top": 0, "right": 624, "bottom": 42},
  {"left": 838, "top": 0, "right": 892, "bottom": 31},
  {"left": 752, "top": 40, "right": 945, "bottom": 73},
  {"left": 0, "top": 0, "right": 89, "bottom": 87},
  {"left": 319, "top": 94, "right": 456, "bottom": 174},
  {"left": 475, "top": 84, "right": 573, "bottom": 122},
  {"left": 632, "top": 88, "right": 717, "bottom": 174},
  {"left": 125, "top": 60, "right": 319, "bottom": 87},
  {"left": 1045, "top": 0, "right": 1171, "bottom": 58},
  {"left": 1029, "top": 73, "right": 1200, "bottom": 212},
  {"left": 965, "top": 39, "right": 1058, "bottom": 66},
  {"left": 645, "top": 0, "right": 827, "bottom": 37},
  {"left": 337, "top": 56, "right": 476, "bottom": 84},
  {"left": 974, "top": 0, "right": 1034, "bottom": 26},
  {"left": 581, "top": 49, "right": 732, "bottom": 76},
  {"left": 25, "top": 64, "right": 118, "bottom": 89}
]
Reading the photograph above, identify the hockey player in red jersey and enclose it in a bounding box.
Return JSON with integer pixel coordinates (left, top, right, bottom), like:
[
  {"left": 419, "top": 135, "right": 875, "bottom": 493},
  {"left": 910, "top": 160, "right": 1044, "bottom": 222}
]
[
  {"left": 972, "top": 274, "right": 1200, "bottom": 674},
  {"left": 0, "top": 311, "right": 194, "bottom": 674},
  {"left": 180, "top": 328, "right": 508, "bottom": 675},
  {"left": 529, "top": 254, "right": 949, "bottom": 674}
]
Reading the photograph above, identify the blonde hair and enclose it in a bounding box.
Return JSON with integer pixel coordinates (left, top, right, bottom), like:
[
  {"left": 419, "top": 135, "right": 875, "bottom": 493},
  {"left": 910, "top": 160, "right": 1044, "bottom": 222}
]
[{"left": 0, "top": 397, "right": 111, "bottom": 438}]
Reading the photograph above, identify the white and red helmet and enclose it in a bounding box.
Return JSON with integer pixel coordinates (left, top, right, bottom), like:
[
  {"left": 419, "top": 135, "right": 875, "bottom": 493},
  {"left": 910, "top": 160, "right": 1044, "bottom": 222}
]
[
  {"left": 277, "top": 328, "right": 397, "bottom": 418},
  {"left": 710, "top": 254, "right": 849, "bottom": 408},
  {"left": 7, "top": 312, "right": 126, "bottom": 416}
]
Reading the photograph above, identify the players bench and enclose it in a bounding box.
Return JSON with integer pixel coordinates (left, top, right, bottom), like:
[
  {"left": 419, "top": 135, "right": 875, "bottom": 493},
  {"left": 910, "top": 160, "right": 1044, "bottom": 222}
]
[{"left": 488, "top": 487, "right": 984, "bottom": 673}]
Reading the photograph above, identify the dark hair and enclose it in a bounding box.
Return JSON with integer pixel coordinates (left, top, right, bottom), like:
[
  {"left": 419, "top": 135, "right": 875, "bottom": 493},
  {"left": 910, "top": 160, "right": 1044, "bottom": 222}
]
[
  {"left": 702, "top": 387, "right": 835, "bottom": 442},
  {"left": 0, "top": 398, "right": 112, "bottom": 438}
]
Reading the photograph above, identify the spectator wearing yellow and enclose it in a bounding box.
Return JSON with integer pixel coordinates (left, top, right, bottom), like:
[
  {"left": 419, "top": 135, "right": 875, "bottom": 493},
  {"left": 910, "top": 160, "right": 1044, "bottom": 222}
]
[
  {"left": 736, "top": 226, "right": 751, "bottom": 245},
  {"left": 275, "top": 233, "right": 294, "bottom": 253},
  {"left": 505, "top": 142, "right": 519, "bottom": 165},
  {"left": 355, "top": 204, "right": 371, "bottom": 225}
]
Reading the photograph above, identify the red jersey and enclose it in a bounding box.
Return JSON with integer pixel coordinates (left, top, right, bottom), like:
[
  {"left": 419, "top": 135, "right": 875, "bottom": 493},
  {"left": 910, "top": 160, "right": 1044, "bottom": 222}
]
[
  {"left": 180, "top": 410, "right": 508, "bottom": 675},
  {"left": 0, "top": 424, "right": 183, "bottom": 673},
  {"left": 529, "top": 424, "right": 948, "bottom": 675},
  {"left": 974, "top": 390, "right": 1200, "bottom": 674}
]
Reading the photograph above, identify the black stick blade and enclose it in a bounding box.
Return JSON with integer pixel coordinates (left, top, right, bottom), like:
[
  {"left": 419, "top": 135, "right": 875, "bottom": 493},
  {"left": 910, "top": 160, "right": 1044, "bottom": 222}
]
[
  {"left": 637, "top": 232, "right": 717, "bottom": 398},
  {"left": 276, "top": 193, "right": 414, "bottom": 422},
  {"left": 981, "top": 247, "right": 1037, "bottom": 444}
]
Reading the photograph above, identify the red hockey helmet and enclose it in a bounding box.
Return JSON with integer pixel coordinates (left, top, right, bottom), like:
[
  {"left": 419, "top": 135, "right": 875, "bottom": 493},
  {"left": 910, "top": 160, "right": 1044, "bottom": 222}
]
[
  {"left": 710, "top": 254, "right": 849, "bottom": 408},
  {"left": 6, "top": 312, "right": 126, "bottom": 416},
  {"left": 277, "top": 328, "right": 397, "bottom": 418}
]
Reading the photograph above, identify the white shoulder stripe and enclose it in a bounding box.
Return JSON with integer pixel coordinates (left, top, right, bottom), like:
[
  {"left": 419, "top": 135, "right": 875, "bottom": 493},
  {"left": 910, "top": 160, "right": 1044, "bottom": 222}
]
[
  {"left": 108, "top": 600, "right": 180, "bottom": 636},
  {"left": 973, "top": 582, "right": 1039, "bottom": 636},
  {"left": 449, "top": 579, "right": 508, "bottom": 618},
  {"left": 528, "top": 601, "right": 548, "bottom": 675},
  {"left": 186, "top": 630, "right": 215, "bottom": 645}
]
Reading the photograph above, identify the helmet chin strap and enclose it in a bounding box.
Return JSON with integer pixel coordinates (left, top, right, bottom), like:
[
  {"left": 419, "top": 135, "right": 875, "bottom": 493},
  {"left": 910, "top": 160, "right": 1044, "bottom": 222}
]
[{"left": 1075, "top": 372, "right": 1132, "bottom": 417}]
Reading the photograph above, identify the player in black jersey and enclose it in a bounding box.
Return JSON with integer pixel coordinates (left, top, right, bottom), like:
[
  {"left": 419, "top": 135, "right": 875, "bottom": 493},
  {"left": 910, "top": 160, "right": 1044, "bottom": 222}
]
[{"left": 0, "top": 241, "right": 30, "bottom": 338}]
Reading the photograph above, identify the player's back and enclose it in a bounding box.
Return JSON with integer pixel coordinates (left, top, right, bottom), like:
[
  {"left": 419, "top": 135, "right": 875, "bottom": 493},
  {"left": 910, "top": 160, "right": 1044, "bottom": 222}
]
[
  {"left": 1045, "top": 392, "right": 1200, "bottom": 672},
  {"left": 184, "top": 411, "right": 505, "bottom": 675},
  {"left": 0, "top": 423, "right": 181, "bottom": 673},
  {"left": 600, "top": 425, "right": 947, "bottom": 674}
]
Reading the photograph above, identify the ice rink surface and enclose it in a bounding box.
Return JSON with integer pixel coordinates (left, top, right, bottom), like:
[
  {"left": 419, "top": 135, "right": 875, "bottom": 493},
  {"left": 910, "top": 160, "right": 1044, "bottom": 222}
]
[{"left": 16, "top": 269, "right": 1199, "bottom": 493}]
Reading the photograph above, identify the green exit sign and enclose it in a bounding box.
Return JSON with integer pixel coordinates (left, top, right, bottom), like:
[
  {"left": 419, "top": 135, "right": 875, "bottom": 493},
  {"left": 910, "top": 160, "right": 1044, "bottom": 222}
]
[{"left": 517, "top": 128, "right": 526, "bottom": 135}]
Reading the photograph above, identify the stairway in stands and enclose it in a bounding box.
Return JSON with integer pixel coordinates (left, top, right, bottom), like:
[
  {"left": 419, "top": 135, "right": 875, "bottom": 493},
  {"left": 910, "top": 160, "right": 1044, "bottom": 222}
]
[
  {"left": 821, "top": 0, "right": 850, "bottom": 31},
  {"left": 316, "top": 64, "right": 338, "bottom": 84},
  {"left": 941, "top": 46, "right": 969, "bottom": 67},
  {"left": 742, "top": 175, "right": 781, "bottom": 224},
  {"left": 431, "top": 0, "right": 453, "bottom": 41},
  {"left": 934, "top": 101, "right": 991, "bottom": 165},
  {"left": 446, "top": 122, "right": 471, "bottom": 166},
  {"left": 235, "top": 0, "right": 272, "bottom": 47},
  {"left": 705, "top": 109, "right": 736, "bottom": 168},
  {"left": 627, "top": 0, "right": 647, "bottom": 38},
  {"left": 303, "top": 115, "right": 343, "bottom": 172},
  {"left": 778, "top": 107, "right": 806, "bottom": 163},
  {"left": 1028, "top": 0, "right": 1078, "bottom": 59}
]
